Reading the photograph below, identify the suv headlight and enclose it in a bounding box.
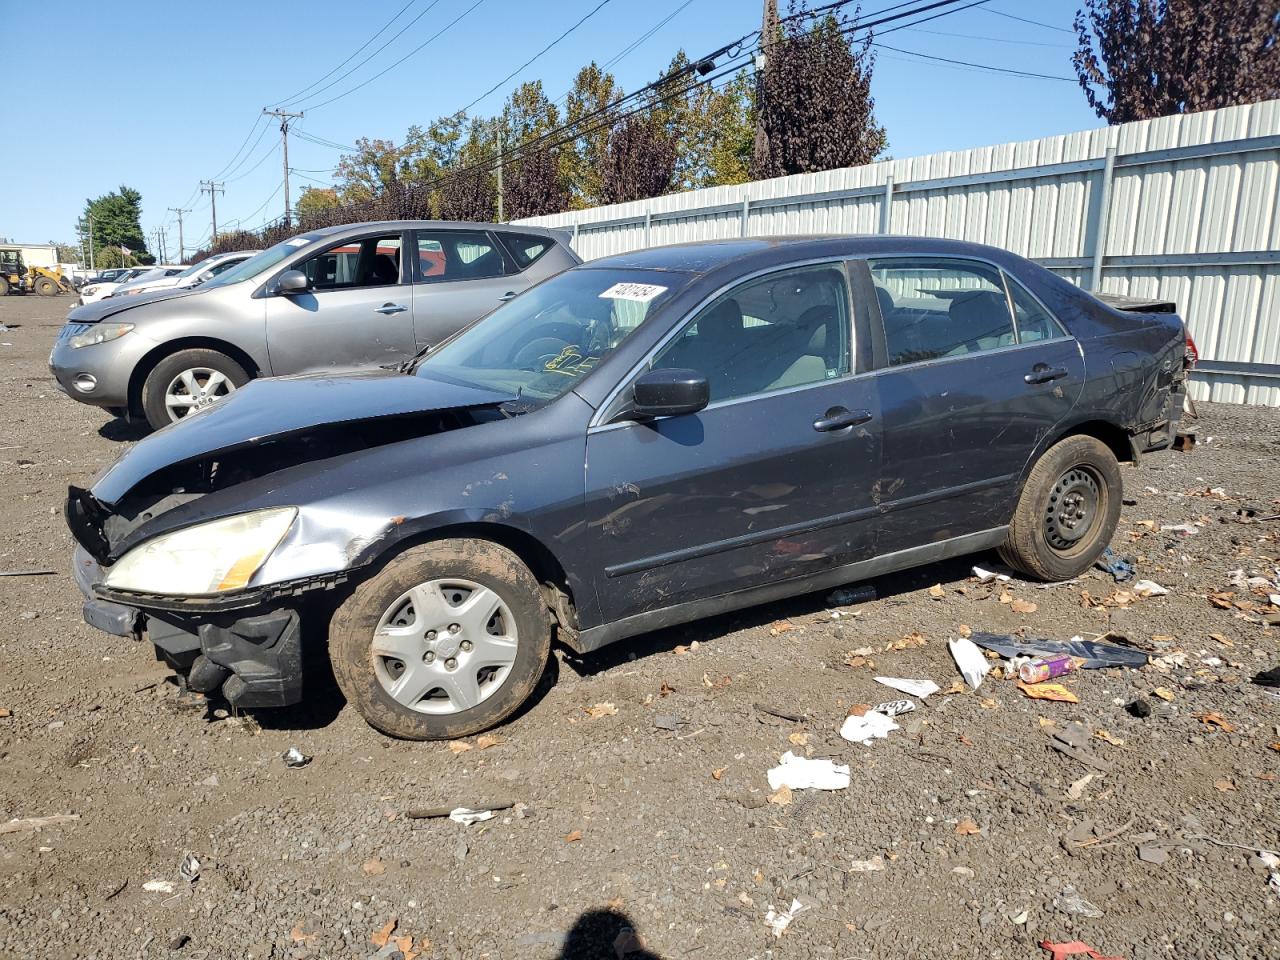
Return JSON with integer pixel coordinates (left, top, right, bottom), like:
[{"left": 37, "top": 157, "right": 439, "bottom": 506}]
[
  {"left": 69, "top": 323, "right": 134, "bottom": 349},
  {"left": 103, "top": 507, "right": 297, "bottom": 595},
  {"left": 82, "top": 285, "right": 100, "bottom": 296}
]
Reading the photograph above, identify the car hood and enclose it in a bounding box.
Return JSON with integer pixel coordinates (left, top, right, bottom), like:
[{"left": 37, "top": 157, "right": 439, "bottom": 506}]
[
  {"left": 68, "top": 285, "right": 202, "bottom": 322},
  {"left": 89, "top": 371, "right": 517, "bottom": 506}
]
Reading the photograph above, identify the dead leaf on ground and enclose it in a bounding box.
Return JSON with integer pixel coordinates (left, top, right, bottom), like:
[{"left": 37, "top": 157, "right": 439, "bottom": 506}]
[
  {"left": 393, "top": 934, "right": 417, "bottom": 960},
  {"left": 769, "top": 619, "right": 796, "bottom": 636},
  {"left": 0, "top": 708, "right": 10, "bottom": 718},
  {"left": 1208, "top": 592, "right": 1236, "bottom": 610},
  {"left": 768, "top": 785, "right": 793, "bottom": 807},
  {"left": 844, "top": 655, "right": 874, "bottom": 669},
  {"left": 607, "top": 896, "right": 625, "bottom": 910},
  {"left": 1150, "top": 634, "right": 1177, "bottom": 644},
  {"left": 1010, "top": 598, "right": 1038, "bottom": 614},
  {"left": 446, "top": 740, "right": 473, "bottom": 755},
  {"left": 564, "top": 829, "right": 583, "bottom": 843},
  {"left": 673, "top": 645, "right": 690, "bottom": 656},
  {"left": 362, "top": 857, "right": 386, "bottom": 876},
  {"left": 928, "top": 583, "right": 946, "bottom": 599},
  {"left": 847, "top": 703, "right": 871, "bottom": 716},
  {"left": 371, "top": 919, "right": 398, "bottom": 948},
  {"left": 1016, "top": 680, "right": 1079, "bottom": 703},
  {"left": 1094, "top": 729, "right": 1125, "bottom": 746},
  {"left": 788, "top": 732, "right": 808, "bottom": 747},
  {"left": 1270, "top": 742, "right": 1280, "bottom": 753},
  {"left": 1208, "top": 632, "right": 1233, "bottom": 647},
  {"left": 957, "top": 734, "right": 973, "bottom": 746},
  {"left": 290, "top": 923, "right": 318, "bottom": 944},
  {"left": 1213, "top": 779, "right": 1237, "bottom": 793},
  {"left": 942, "top": 680, "right": 966, "bottom": 695},
  {"left": 887, "top": 631, "right": 926, "bottom": 651},
  {"left": 955, "top": 818, "right": 981, "bottom": 836},
  {"left": 999, "top": 590, "right": 1014, "bottom": 604},
  {"left": 1152, "top": 687, "right": 1176, "bottom": 702},
  {"left": 957, "top": 624, "right": 972, "bottom": 637},
  {"left": 978, "top": 697, "right": 999, "bottom": 710},
  {"left": 659, "top": 681, "right": 675, "bottom": 696},
  {"left": 1195, "top": 711, "right": 1237, "bottom": 733},
  {"left": 584, "top": 702, "right": 618, "bottom": 719},
  {"left": 475, "top": 733, "right": 502, "bottom": 750},
  {"left": 711, "top": 766, "right": 727, "bottom": 781}
]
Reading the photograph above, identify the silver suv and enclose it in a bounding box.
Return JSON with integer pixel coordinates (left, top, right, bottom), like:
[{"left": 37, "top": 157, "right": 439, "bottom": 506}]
[{"left": 50, "top": 221, "right": 579, "bottom": 429}]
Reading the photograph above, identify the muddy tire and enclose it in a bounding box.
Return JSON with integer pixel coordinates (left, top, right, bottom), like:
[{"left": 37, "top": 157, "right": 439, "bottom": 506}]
[
  {"left": 330, "top": 539, "right": 552, "bottom": 740},
  {"left": 34, "top": 276, "right": 58, "bottom": 296},
  {"left": 0, "top": 277, "right": 9, "bottom": 297},
  {"left": 997, "top": 434, "right": 1122, "bottom": 581},
  {"left": 141, "top": 348, "right": 249, "bottom": 430}
]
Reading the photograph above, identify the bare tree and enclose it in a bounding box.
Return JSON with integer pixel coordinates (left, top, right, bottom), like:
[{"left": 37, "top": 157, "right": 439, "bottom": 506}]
[
  {"left": 600, "top": 115, "right": 678, "bottom": 204},
  {"left": 1074, "top": 1, "right": 1280, "bottom": 123},
  {"left": 752, "top": 1, "right": 886, "bottom": 179}
]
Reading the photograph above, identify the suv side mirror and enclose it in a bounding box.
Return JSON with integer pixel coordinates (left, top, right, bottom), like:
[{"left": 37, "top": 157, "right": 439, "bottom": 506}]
[
  {"left": 630, "top": 368, "right": 710, "bottom": 419},
  {"left": 277, "top": 270, "right": 310, "bottom": 294}
]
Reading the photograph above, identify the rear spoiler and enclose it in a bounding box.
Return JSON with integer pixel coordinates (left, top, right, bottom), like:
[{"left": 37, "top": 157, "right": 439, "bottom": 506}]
[{"left": 1093, "top": 292, "right": 1178, "bottom": 314}]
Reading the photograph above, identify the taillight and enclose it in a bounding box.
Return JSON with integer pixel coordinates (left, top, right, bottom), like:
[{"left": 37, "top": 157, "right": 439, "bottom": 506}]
[{"left": 1185, "top": 332, "right": 1198, "bottom": 367}]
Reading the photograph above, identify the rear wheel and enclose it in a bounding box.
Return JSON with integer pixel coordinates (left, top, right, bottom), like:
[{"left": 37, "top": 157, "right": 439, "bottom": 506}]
[
  {"left": 141, "top": 348, "right": 249, "bottom": 430},
  {"left": 330, "top": 539, "right": 552, "bottom": 740},
  {"left": 998, "top": 434, "right": 1122, "bottom": 581},
  {"left": 0, "top": 277, "right": 9, "bottom": 297},
  {"left": 34, "top": 276, "right": 57, "bottom": 296}
]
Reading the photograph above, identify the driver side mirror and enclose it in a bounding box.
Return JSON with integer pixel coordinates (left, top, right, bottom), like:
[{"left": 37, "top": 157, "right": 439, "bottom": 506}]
[
  {"left": 277, "top": 269, "right": 310, "bottom": 295},
  {"left": 629, "top": 368, "right": 710, "bottom": 420}
]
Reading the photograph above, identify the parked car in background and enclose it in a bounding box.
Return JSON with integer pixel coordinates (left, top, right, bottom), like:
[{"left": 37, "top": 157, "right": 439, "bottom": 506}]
[
  {"left": 49, "top": 221, "right": 578, "bottom": 429},
  {"left": 78, "top": 267, "right": 161, "bottom": 305},
  {"left": 63, "top": 236, "right": 1192, "bottom": 739},
  {"left": 109, "top": 251, "right": 259, "bottom": 298}
]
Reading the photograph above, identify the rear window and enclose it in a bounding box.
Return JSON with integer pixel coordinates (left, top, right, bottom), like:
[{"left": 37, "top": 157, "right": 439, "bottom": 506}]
[{"left": 502, "top": 232, "right": 554, "bottom": 269}]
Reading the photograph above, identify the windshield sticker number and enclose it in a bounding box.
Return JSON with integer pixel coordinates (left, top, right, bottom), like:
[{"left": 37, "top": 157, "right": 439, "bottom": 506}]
[
  {"left": 285, "top": 237, "right": 311, "bottom": 247},
  {"left": 599, "top": 282, "right": 667, "bottom": 302}
]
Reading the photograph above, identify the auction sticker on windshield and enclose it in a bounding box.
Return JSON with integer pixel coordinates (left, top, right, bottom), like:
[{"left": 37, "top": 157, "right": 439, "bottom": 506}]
[{"left": 599, "top": 282, "right": 667, "bottom": 302}]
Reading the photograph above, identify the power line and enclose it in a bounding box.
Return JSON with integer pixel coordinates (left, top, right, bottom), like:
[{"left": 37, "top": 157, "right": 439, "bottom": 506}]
[
  {"left": 872, "top": 41, "right": 1077, "bottom": 81},
  {"left": 903, "top": 25, "right": 1070, "bottom": 46},
  {"left": 270, "top": 0, "right": 420, "bottom": 108},
  {"left": 220, "top": 121, "right": 274, "bottom": 181},
  {"left": 978, "top": 5, "right": 1074, "bottom": 33},
  {"left": 293, "top": 128, "right": 358, "bottom": 152},
  {"left": 225, "top": 142, "right": 280, "bottom": 183},
  {"left": 208, "top": 116, "right": 268, "bottom": 182}
]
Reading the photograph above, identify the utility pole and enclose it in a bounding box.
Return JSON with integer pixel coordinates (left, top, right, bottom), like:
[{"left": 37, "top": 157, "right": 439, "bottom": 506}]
[
  {"left": 262, "top": 108, "right": 303, "bottom": 227},
  {"left": 495, "top": 123, "right": 505, "bottom": 222},
  {"left": 88, "top": 213, "right": 95, "bottom": 271},
  {"left": 168, "top": 207, "right": 190, "bottom": 263},
  {"left": 752, "top": 0, "right": 779, "bottom": 175},
  {"left": 200, "top": 180, "right": 225, "bottom": 243}
]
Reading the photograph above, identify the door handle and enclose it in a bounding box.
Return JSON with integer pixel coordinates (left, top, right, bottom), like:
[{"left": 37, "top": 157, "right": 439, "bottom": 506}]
[
  {"left": 497, "top": 291, "right": 518, "bottom": 302},
  {"left": 813, "top": 407, "right": 873, "bottom": 432},
  {"left": 1024, "top": 364, "right": 1068, "bottom": 384},
  {"left": 375, "top": 303, "right": 408, "bottom": 315}
]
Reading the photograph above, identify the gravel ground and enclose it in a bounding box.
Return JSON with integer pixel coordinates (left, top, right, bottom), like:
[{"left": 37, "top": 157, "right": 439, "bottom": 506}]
[{"left": 1, "top": 293, "right": 1278, "bottom": 960}]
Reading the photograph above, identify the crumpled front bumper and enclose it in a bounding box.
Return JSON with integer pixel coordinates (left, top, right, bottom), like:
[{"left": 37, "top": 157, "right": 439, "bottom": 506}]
[{"left": 72, "top": 545, "right": 305, "bottom": 708}]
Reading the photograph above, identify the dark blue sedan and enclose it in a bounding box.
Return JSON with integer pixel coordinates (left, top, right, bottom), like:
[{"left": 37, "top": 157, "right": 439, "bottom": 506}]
[{"left": 66, "top": 236, "right": 1191, "bottom": 738}]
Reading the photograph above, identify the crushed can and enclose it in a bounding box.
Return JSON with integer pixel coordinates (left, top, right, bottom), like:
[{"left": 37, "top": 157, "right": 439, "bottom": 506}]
[{"left": 1018, "top": 654, "right": 1075, "bottom": 684}]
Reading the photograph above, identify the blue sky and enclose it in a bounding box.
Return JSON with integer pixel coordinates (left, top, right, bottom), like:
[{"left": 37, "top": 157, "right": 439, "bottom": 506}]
[{"left": 5, "top": 0, "right": 1098, "bottom": 256}]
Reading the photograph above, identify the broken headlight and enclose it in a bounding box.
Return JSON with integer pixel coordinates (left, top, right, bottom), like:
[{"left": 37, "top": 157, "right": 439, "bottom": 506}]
[
  {"left": 103, "top": 507, "right": 297, "bottom": 595},
  {"left": 69, "top": 323, "right": 133, "bottom": 349}
]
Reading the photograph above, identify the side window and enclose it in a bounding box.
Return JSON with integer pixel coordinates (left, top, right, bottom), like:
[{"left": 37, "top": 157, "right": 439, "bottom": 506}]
[
  {"left": 414, "top": 230, "right": 510, "bottom": 283},
  {"left": 652, "top": 264, "right": 852, "bottom": 403},
  {"left": 299, "top": 234, "right": 402, "bottom": 291},
  {"left": 1005, "top": 274, "right": 1068, "bottom": 343},
  {"left": 501, "top": 232, "right": 552, "bottom": 269},
  {"left": 207, "top": 259, "right": 239, "bottom": 277},
  {"left": 870, "top": 258, "right": 1015, "bottom": 366}
]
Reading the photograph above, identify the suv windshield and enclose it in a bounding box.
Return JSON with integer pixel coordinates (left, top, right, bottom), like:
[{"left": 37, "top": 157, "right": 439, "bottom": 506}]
[
  {"left": 417, "top": 268, "right": 684, "bottom": 400},
  {"left": 201, "top": 234, "right": 319, "bottom": 289}
]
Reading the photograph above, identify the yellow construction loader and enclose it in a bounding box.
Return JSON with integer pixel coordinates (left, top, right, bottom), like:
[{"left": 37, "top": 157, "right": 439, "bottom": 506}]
[{"left": 0, "top": 246, "right": 73, "bottom": 296}]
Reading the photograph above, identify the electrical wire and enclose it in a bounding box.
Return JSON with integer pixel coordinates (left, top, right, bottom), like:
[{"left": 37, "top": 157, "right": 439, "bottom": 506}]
[
  {"left": 903, "top": 25, "right": 1070, "bottom": 46},
  {"left": 979, "top": 5, "right": 1074, "bottom": 33},
  {"left": 293, "top": 128, "right": 358, "bottom": 152},
  {"left": 219, "top": 121, "right": 274, "bottom": 181},
  {"left": 226, "top": 142, "right": 281, "bottom": 183},
  {"left": 873, "top": 41, "right": 1076, "bottom": 80},
  {"left": 207, "top": 115, "right": 267, "bottom": 182}
]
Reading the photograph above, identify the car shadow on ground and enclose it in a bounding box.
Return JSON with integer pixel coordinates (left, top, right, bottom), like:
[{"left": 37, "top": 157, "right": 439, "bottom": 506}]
[
  {"left": 97, "top": 415, "right": 149, "bottom": 442},
  {"left": 560, "top": 552, "right": 994, "bottom": 679},
  {"left": 554, "top": 908, "right": 661, "bottom": 959}
]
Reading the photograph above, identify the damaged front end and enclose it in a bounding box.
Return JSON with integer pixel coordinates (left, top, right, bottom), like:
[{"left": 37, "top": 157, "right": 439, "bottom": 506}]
[{"left": 66, "top": 373, "right": 518, "bottom": 707}]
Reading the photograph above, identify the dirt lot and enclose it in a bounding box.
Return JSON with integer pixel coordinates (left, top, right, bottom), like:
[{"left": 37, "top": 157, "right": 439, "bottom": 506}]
[{"left": 1, "top": 292, "right": 1278, "bottom": 960}]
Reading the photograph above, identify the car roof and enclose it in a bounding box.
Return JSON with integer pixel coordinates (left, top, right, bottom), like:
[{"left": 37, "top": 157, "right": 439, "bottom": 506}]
[{"left": 301, "top": 220, "right": 566, "bottom": 240}]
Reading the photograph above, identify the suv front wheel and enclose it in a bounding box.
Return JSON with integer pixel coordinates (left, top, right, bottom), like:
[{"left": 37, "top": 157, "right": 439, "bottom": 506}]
[{"left": 141, "top": 348, "right": 249, "bottom": 430}]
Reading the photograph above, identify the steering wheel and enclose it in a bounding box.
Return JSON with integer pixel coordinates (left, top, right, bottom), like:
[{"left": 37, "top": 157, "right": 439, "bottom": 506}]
[{"left": 512, "top": 336, "right": 572, "bottom": 371}]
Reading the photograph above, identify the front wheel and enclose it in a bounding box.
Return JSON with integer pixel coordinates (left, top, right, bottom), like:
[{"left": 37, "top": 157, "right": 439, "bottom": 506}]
[
  {"left": 34, "top": 276, "right": 58, "bottom": 296},
  {"left": 330, "top": 540, "right": 552, "bottom": 740},
  {"left": 141, "top": 348, "right": 249, "bottom": 430},
  {"left": 998, "top": 434, "right": 1122, "bottom": 581}
]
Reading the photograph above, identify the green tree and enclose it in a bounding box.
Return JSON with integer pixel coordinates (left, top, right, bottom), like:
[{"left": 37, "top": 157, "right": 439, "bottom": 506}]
[
  {"left": 334, "top": 137, "right": 413, "bottom": 203},
  {"left": 564, "top": 62, "right": 622, "bottom": 206},
  {"left": 684, "top": 70, "right": 754, "bottom": 188},
  {"left": 77, "top": 186, "right": 152, "bottom": 266},
  {"left": 295, "top": 186, "right": 341, "bottom": 222}
]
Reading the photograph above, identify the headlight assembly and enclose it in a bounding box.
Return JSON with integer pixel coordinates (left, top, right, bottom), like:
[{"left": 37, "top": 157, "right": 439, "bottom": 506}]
[
  {"left": 82, "top": 285, "right": 100, "bottom": 296},
  {"left": 68, "top": 323, "right": 134, "bottom": 349},
  {"left": 103, "top": 507, "right": 297, "bottom": 595}
]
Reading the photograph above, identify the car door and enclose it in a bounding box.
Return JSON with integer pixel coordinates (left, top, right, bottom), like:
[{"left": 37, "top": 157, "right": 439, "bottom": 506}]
[
  {"left": 584, "top": 262, "right": 882, "bottom": 624},
  {"left": 264, "top": 230, "right": 414, "bottom": 375},
  {"left": 409, "top": 229, "right": 531, "bottom": 350},
  {"left": 864, "top": 256, "right": 1085, "bottom": 550}
]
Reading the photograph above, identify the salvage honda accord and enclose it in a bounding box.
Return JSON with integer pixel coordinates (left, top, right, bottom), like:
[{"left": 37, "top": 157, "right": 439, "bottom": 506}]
[{"left": 66, "top": 236, "right": 1190, "bottom": 739}]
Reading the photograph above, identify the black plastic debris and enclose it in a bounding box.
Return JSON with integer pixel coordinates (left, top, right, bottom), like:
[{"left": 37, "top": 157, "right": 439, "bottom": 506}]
[
  {"left": 969, "top": 632, "right": 1148, "bottom": 670},
  {"left": 1093, "top": 547, "right": 1135, "bottom": 583}
]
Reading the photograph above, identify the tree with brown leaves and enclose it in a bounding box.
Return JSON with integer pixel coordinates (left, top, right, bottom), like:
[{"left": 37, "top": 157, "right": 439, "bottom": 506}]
[{"left": 600, "top": 114, "right": 678, "bottom": 204}]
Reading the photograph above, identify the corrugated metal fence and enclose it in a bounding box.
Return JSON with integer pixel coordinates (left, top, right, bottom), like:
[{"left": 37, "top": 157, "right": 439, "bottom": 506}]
[{"left": 516, "top": 99, "right": 1280, "bottom": 406}]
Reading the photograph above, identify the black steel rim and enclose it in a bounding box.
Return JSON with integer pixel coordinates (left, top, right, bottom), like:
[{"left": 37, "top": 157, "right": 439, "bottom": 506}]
[{"left": 1044, "top": 465, "right": 1102, "bottom": 552}]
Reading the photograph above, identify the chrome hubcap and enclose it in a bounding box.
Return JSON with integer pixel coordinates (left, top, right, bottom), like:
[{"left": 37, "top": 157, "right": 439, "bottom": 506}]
[
  {"left": 164, "top": 367, "right": 235, "bottom": 421},
  {"left": 371, "top": 578, "right": 518, "bottom": 715},
  {"left": 1044, "top": 466, "right": 1100, "bottom": 551}
]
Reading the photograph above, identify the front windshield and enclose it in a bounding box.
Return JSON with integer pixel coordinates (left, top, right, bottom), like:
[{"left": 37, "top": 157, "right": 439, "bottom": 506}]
[
  {"left": 177, "top": 257, "right": 213, "bottom": 279},
  {"left": 200, "top": 234, "right": 316, "bottom": 289},
  {"left": 417, "top": 268, "right": 684, "bottom": 401}
]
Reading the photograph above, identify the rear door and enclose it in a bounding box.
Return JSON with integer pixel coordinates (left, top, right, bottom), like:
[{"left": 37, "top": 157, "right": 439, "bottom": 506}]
[
  {"left": 584, "top": 261, "right": 882, "bottom": 624},
  {"left": 864, "top": 256, "right": 1084, "bottom": 549},
  {"left": 409, "top": 229, "right": 531, "bottom": 350},
  {"left": 264, "top": 230, "right": 414, "bottom": 375}
]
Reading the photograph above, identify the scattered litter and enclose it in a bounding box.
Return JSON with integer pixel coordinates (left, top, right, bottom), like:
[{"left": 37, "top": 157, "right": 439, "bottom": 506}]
[
  {"left": 839, "top": 711, "right": 899, "bottom": 745},
  {"left": 873, "top": 699, "right": 915, "bottom": 717},
  {"left": 766, "top": 751, "right": 850, "bottom": 791},
  {"left": 179, "top": 853, "right": 201, "bottom": 884},
  {"left": 955, "top": 818, "right": 981, "bottom": 836},
  {"left": 1040, "top": 940, "right": 1125, "bottom": 960},
  {"left": 1067, "top": 773, "right": 1095, "bottom": 800},
  {"left": 948, "top": 636, "right": 990, "bottom": 689},
  {"left": 848, "top": 855, "right": 884, "bottom": 872},
  {"left": 1131, "top": 579, "right": 1168, "bottom": 597},
  {"left": 1017, "top": 680, "right": 1079, "bottom": 704},
  {"left": 1054, "top": 884, "right": 1104, "bottom": 918},
  {"left": 0, "top": 569, "right": 57, "bottom": 577},
  {"left": 754, "top": 703, "right": 806, "bottom": 723},
  {"left": 448, "top": 808, "right": 496, "bottom": 825},
  {"left": 827, "top": 585, "right": 875, "bottom": 606},
  {"left": 142, "top": 880, "right": 175, "bottom": 894},
  {"left": 1010, "top": 598, "right": 1038, "bottom": 614},
  {"left": 1160, "top": 523, "right": 1197, "bottom": 536},
  {"left": 763, "top": 898, "right": 806, "bottom": 938},
  {"left": 584, "top": 702, "right": 618, "bottom": 719},
  {"left": 972, "top": 565, "right": 1011, "bottom": 583},
  {"left": 0, "top": 814, "right": 80, "bottom": 835},
  {"left": 405, "top": 800, "right": 514, "bottom": 820},
  {"left": 969, "top": 632, "right": 1146, "bottom": 670},
  {"left": 1094, "top": 547, "right": 1135, "bottom": 582},
  {"left": 1047, "top": 722, "right": 1112, "bottom": 771},
  {"left": 283, "top": 747, "right": 312, "bottom": 768},
  {"left": 1019, "top": 655, "right": 1076, "bottom": 684},
  {"left": 873, "top": 676, "right": 940, "bottom": 699},
  {"left": 1253, "top": 666, "right": 1280, "bottom": 688}
]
